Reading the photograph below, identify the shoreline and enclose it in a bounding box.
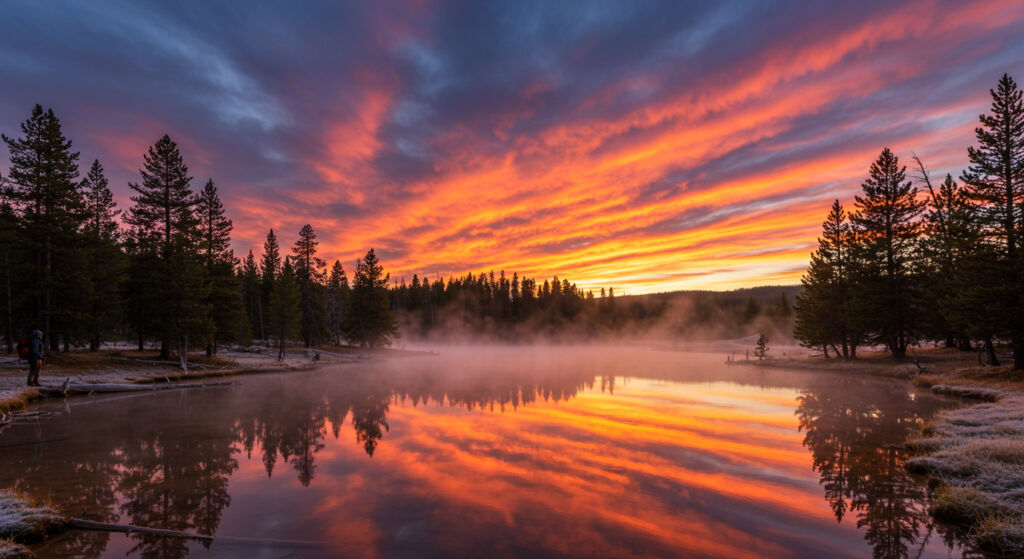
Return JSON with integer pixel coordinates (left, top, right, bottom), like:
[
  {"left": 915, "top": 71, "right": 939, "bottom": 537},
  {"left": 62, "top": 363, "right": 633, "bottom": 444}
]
[
  {"left": 736, "top": 348, "right": 1024, "bottom": 554},
  {"left": 0, "top": 344, "right": 434, "bottom": 415}
]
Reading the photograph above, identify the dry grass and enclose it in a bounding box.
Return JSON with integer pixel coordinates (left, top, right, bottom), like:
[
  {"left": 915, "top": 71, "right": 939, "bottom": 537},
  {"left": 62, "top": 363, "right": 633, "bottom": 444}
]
[
  {"left": 908, "top": 392, "right": 1024, "bottom": 555},
  {"left": 0, "top": 390, "right": 36, "bottom": 414},
  {"left": 974, "top": 515, "right": 1024, "bottom": 556},
  {"left": 0, "top": 492, "right": 64, "bottom": 543}
]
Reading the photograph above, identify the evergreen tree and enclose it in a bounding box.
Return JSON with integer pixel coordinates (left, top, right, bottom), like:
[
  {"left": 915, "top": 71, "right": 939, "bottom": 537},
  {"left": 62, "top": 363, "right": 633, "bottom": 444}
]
[
  {"left": 79, "top": 159, "right": 125, "bottom": 350},
  {"left": 125, "top": 135, "right": 208, "bottom": 359},
  {"left": 2, "top": 104, "right": 84, "bottom": 350},
  {"left": 918, "top": 169, "right": 980, "bottom": 351},
  {"left": 270, "top": 257, "right": 300, "bottom": 360},
  {"left": 850, "top": 148, "right": 925, "bottom": 358},
  {"left": 960, "top": 74, "right": 1024, "bottom": 369},
  {"left": 197, "top": 179, "right": 240, "bottom": 355},
  {"left": 240, "top": 250, "right": 262, "bottom": 342},
  {"left": 344, "top": 249, "right": 398, "bottom": 348},
  {"left": 259, "top": 229, "right": 280, "bottom": 341},
  {"left": 753, "top": 333, "right": 769, "bottom": 360},
  {"left": 0, "top": 172, "right": 19, "bottom": 352},
  {"left": 292, "top": 224, "right": 327, "bottom": 347},
  {"left": 795, "top": 200, "right": 864, "bottom": 358},
  {"left": 327, "top": 260, "right": 349, "bottom": 344}
]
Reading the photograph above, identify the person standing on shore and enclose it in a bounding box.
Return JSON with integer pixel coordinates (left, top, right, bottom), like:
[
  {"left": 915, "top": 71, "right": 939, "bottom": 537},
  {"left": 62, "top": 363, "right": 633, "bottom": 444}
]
[{"left": 26, "top": 330, "right": 44, "bottom": 386}]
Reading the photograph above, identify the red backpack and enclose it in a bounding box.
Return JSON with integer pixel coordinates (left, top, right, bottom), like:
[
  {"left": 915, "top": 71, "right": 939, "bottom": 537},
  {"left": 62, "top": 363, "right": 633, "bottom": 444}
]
[{"left": 17, "top": 337, "right": 29, "bottom": 360}]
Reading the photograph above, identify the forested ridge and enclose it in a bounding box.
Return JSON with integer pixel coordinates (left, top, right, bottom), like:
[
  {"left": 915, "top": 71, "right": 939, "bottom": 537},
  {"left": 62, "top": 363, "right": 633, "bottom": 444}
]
[{"left": 796, "top": 74, "right": 1024, "bottom": 370}]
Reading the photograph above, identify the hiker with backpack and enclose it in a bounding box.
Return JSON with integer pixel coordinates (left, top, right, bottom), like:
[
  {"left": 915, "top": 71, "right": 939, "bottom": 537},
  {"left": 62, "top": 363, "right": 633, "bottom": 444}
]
[{"left": 25, "top": 330, "right": 44, "bottom": 386}]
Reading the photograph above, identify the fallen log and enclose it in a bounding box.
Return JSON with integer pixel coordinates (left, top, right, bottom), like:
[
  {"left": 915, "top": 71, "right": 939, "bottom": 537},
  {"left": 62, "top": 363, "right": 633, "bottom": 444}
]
[
  {"left": 67, "top": 518, "right": 211, "bottom": 541},
  {"left": 37, "top": 380, "right": 237, "bottom": 396}
]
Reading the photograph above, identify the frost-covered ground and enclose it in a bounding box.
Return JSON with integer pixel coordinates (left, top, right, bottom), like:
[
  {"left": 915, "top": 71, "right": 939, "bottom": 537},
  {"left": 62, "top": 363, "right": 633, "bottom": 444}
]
[
  {"left": 0, "top": 492, "right": 63, "bottom": 558},
  {"left": 0, "top": 346, "right": 344, "bottom": 413},
  {"left": 908, "top": 388, "right": 1024, "bottom": 555}
]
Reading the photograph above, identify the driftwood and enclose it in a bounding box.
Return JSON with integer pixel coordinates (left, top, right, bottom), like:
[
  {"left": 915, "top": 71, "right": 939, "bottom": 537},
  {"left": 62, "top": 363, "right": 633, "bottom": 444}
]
[
  {"left": 37, "top": 380, "right": 237, "bottom": 396},
  {"left": 67, "top": 518, "right": 211, "bottom": 541},
  {"left": 109, "top": 357, "right": 231, "bottom": 370}
]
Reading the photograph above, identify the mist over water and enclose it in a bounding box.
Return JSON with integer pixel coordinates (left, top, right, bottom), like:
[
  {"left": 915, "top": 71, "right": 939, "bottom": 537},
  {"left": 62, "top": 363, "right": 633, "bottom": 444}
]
[{"left": 0, "top": 346, "right": 965, "bottom": 558}]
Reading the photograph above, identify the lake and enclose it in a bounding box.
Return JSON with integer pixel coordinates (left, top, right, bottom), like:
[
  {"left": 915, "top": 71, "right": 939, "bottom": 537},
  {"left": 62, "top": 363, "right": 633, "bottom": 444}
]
[{"left": 0, "top": 347, "right": 967, "bottom": 558}]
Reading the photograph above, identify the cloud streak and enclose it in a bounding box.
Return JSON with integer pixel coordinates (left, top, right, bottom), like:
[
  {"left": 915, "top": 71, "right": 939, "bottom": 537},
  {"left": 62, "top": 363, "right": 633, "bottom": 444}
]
[{"left": 1, "top": 0, "right": 1023, "bottom": 292}]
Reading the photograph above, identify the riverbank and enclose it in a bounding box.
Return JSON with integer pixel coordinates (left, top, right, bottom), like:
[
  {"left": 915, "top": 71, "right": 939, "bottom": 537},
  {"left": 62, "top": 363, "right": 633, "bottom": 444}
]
[
  {"left": 0, "top": 344, "right": 428, "bottom": 415},
  {"left": 737, "top": 346, "right": 1024, "bottom": 555}
]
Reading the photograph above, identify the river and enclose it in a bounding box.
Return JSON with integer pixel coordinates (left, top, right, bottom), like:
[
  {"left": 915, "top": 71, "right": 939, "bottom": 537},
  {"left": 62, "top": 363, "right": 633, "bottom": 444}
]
[{"left": 0, "top": 346, "right": 968, "bottom": 558}]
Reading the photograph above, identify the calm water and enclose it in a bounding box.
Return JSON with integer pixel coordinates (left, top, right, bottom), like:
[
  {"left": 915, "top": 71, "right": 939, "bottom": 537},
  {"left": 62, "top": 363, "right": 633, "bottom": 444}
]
[{"left": 0, "top": 347, "right": 968, "bottom": 558}]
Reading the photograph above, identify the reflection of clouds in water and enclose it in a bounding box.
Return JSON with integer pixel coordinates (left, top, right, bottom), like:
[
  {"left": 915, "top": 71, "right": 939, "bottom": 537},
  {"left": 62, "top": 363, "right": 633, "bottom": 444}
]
[{"left": 0, "top": 348, "right": 968, "bottom": 558}]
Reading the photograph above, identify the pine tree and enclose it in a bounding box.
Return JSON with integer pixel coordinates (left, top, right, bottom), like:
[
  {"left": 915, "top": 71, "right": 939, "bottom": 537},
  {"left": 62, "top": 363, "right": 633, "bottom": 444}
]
[
  {"left": 850, "top": 148, "right": 925, "bottom": 358},
  {"left": 197, "top": 179, "right": 240, "bottom": 355},
  {"left": 259, "top": 229, "right": 280, "bottom": 341},
  {"left": 240, "top": 250, "right": 262, "bottom": 342},
  {"left": 753, "top": 334, "right": 769, "bottom": 360},
  {"left": 2, "top": 105, "right": 84, "bottom": 350},
  {"left": 327, "top": 260, "right": 349, "bottom": 344},
  {"left": 918, "top": 168, "right": 980, "bottom": 351},
  {"left": 795, "top": 200, "right": 864, "bottom": 358},
  {"left": 960, "top": 74, "right": 1024, "bottom": 369},
  {"left": 343, "top": 249, "right": 398, "bottom": 348},
  {"left": 292, "top": 224, "right": 327, "bottom": 347},
  {"left": 270, "top": 257, "right": 300, "bottom": 360},
  {"left": 79, "top": 159, "right": 125, "bottom": 350},
  {"left": 125, "top": 135, "right": 208, "bottom": 359},
  {"left": 0, "top": 172, "right": 19, "bottom": 352}
]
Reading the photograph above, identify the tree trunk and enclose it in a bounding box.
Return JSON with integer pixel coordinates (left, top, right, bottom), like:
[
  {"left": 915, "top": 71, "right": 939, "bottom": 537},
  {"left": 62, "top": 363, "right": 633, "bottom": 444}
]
[
  {"left": 984, "top": 338, "right": 999, "bottom": 366},
  {"left": 1014, "top": 336, "right": 1024, "bottom": 371},
  {"left": 4, "top": 251, "right": 12, "bottom": 354},
  {"left": 160, "top": 339, "right": 169, "bottom": 360}
]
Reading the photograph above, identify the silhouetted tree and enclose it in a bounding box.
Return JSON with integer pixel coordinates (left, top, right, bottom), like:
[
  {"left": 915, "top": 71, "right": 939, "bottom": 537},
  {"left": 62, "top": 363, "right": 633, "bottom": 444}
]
[
  {"left": 959, "top": 73, "right": 1024, "bottom": 369},
  {"left": 850, "top": 148, "right": 925, "bottom": 358},
  {"left": 292, "top": 224, "right": 327, "bottom": 347},
  {"left": 79, "top": 159, "right": 125, "bottom": 350},
  {"left": 197, "top": 179, "right": 241, "bottom": 355},
  {"left": 125, "top": 135, "right": 210, "bottom": 359},
  {"left": 2, "top": 104, "right": 84, "bottom": 350},
  {"left": 344, "top": 249, "right": 398, "bottom": 347}
]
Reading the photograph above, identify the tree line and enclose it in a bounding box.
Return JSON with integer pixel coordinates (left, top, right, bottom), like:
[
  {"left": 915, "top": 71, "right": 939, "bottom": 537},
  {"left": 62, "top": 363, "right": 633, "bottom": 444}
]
[
  {"left": 795, "top": 73, "right": 1024, "bottom": 369},
  {"left": 0, "top": 105, "right": 397, "bottom": 358},
  {"left": 392, "top": 269, "right": 795, "bottom": 342}
]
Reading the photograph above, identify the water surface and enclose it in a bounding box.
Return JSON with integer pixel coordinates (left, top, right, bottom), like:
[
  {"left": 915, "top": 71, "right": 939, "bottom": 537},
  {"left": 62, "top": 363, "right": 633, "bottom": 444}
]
[{"left": 0, "top": 347, "right": 965, "bottom": 558}]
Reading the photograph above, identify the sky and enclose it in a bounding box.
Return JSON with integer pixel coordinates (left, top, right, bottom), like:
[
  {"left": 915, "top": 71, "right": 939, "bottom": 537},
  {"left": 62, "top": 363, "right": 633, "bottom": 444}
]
[{"left": 1, "top": 0, "right": 1023, "bottom": 294}]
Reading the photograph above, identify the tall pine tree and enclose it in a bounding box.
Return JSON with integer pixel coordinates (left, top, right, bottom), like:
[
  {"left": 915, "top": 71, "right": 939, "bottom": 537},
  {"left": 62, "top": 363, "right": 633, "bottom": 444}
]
[
  {"left": 344, "top": 249, "right": 398, "bottom": 348},
  {"left": 79, "top": 159, "right": 125, "bottom": 350},
  {"left": 270, "top": 257, "right": 300, "bottom": 360},
  {"left": 197, "top": 179, "right": 240, "bottom": 355},
  {"left": 960, "top": 74, "right": 1024, "bottom": 369},
  {"left": 850, "top": 148, "right": 925, "bottom": 358},
  {"left": 795, "top": 200, "right": 864, "bottom": 358},
  {"left": 125, "top": 135, "right": 210, "bottom": 360},
  {"left": 327, "top": 260, "right": 349, "bottom": 345},
  {"left": 2, "top": 105, "right": 84, "bottom": 350},
  {"left": 292, "top": 224, "right": 327, "bottom": 348},
  {"left": 260, "top": 229, "right": 281, "bottom": 342}
]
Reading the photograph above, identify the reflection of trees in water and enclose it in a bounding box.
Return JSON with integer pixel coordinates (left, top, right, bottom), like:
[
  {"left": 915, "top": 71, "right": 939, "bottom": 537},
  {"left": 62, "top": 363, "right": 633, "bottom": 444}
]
[
  {"left": 3, "top": 367, "right": 601, "bottom": 558},
  {"left": 796, "top": 379, "right": 946, "bottom": 559}
]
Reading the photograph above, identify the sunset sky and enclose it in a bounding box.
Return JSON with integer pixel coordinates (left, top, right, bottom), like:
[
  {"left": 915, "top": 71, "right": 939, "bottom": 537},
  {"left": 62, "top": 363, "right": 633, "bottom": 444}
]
[{"left": 2, "top": 1, "right": 1023, "bottom": 294}]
